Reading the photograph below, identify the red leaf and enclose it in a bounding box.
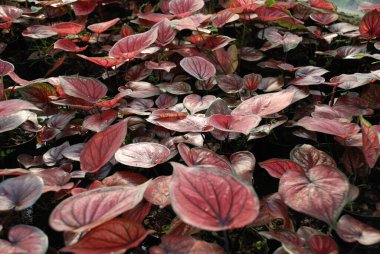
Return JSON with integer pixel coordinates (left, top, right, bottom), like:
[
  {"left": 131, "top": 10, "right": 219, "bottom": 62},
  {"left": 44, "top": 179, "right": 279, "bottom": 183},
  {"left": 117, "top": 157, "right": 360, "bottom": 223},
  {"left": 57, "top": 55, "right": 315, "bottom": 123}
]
[
  {"left": 54, "top": 39, "right": 88, "bottom": 53},
  {"left": 308, "top": 0, "right": 336, "bottom": 10},
  {"left": 178, "top": 143, "right": 231, "bottom": 171},
  {"left": 216, "top": 74, "right": 243, "bottom": 93},
  {"left": 0, "top": 99, "right": 40, "bottom": 116},
  {"left": 295, "top": 116, "right": 361, "bottom": 138},
  {"left": 59, "top": 76, "right": 107, "bottom": 103},
  {"left": 0, "top": 174, "right": 44, "bottom": 211},
  {"left": 212, "top": 11, "right": 239, "bottom": 28},
  {"left": 80, "top": 119, "right": 128, "bottom": 173},
  {"left": 0, "top": 58, "right": 14, "bottom": 76},
  {"left": 336, "top": 214, "right": 380, "bottom": 245},
  {"left": 183, "top": 94, "right": 216, "bottom": 114},
  {"left": 180, "top": 56, "right": 216, "bottom": 80},
  {"left": 49, "top": 182, "right": 150, "bottom": 232},
  {"left": 232, "top": 89, "right": 296, "bottom": 116},
  {"left": 144, "top": 175, "right": 171, "bottom": 208},
  {"left": 290, "top": 144, "right": 337, "bottom": 170},
  {"left": 255, "top": 6, "right": 289, "bottom": 21},
  {"left": 155, "top": 94, "right": 178, "bottom": 109},
  {"left": 359, "top": 10, "right": 380, "bottom": 39},
  {"left": 50, "top": 22, "right": 84, "bottom": 35},
  {"left": 208, "top": 114, "right": 261, "bottom": 135},
  {"left": 87, "top": 18, "right": 120, "bottom": 34},
  {"left": 149, "top": 115, "right": 213, "bottom": 132},
  {"left": 259, "top": 159, "right": 303, "bottom": 179},
  {"left": 82, "top": 109, "right": 117, "bottom": 132},
  {"left": 310, "top": 13, "right": 338, "bottom": 25},
  {"left": 77, "top": 54, "right": 126, "bottom": 68},
  {"left": 279, "top": 165, "right": 349, "bottom": 225},
  {"left": 155, "top": 18, "right": 177, "bottom": 46},
  {"left": 149, "top": 235, "right": 224, "bottom": 254},
  {"left": 0, "top": 5, "right": 23, "bottom": 21},
  {"left": 308, "top": 235, "right": 338, "bottom": 254},
  {"left": 0, "top": 225, "right": 48, "bottom": 254},
  {"left": 169, "top": 162, "right": 260, "bottom": 231},
  {"left": 109, "top": 27, "right": 158, "bottom": 59},
  {"left": 37, "top": 168, "right": 73, "bottom": 193},
  {"left": 61, "top": 218, "right": 154, "bottom": 254},
  {"left": 115, "top": 142, "right": 171, "bottom": 168},
  {"left": 240, "top": 47, "right": 264, "bottom": 62},
  {"left": 230, "top": 151, "right": 255, "bottom": 183},
  {"left": 242, "top": 73, "right": 261, "bottom": 91},
  {"left": 360, "top": 116, "right": 380, "bottom": 168},
  {"left": 169, "top": 0, "right": 204, "bottom": 17},
  {"left": 73, "top": 1, "right": 97, "bottom": 16}
]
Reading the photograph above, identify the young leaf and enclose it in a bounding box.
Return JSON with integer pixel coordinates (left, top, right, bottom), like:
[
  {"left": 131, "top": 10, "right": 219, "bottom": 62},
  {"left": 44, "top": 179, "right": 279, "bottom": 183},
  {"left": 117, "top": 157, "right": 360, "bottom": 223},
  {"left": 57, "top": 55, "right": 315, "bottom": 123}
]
[
  {"left": 169, "top": 162, "right": 260, "bottom": 231},
  {"left": 180, "top": 56, "right": 216, "bottom": 80}
]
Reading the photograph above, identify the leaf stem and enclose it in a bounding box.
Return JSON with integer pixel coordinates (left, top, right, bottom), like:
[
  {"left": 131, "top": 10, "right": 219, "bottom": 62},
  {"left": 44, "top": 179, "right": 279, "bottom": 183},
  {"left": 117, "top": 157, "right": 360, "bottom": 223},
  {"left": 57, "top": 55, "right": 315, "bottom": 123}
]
[{"left": 223, "top": 230, "right": 232, "bottom": 254}]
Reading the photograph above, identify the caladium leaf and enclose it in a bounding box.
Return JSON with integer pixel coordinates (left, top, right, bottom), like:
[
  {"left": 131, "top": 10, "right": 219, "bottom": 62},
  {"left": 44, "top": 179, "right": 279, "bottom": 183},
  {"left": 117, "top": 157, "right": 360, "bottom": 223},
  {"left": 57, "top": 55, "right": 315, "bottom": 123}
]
[
  {"left": 149, "top": 235, "right": 224, "bottom": 254},
  {"left": 54, "top": 39, "right": 88, "bottom": 53},
  {"left": 158, "top": 82, "right": 192, "bottom": 95},
  {"left": 240, "top": 47, "right": 264, "bottom": 62},
  {"left": 308, "top": 0, "right": 336, "bottom": 10},
  {"left": 0, "top": 58, "right": 14, "bottom": 76},
  {"left": 258, "top": 77, "right": 284, "bottom": 92},
  {"left": 43, "top": 141, "right": 70, "bottom": 166},
  {"left": 61, "top": 218, "right": 154, "bottom": 254},
  {"left": 230, "top": 151, "right": 255, "bottom": 184},
  {"left": 37, "top": 168, "right": 73, "bottom": 193},
  {"left": 359, "top": 10, "right": 380, "bottom": 39},
  {"left": 0, "top": 225, "right": 48, "bottom": 254},
  {"left": 87, "top": 18, "right": 120, "bottom": 34},
  {"left": 360, "top": 116, "right": 380, "bottom": 168},
  {"left": 72, "top": 1, "right": 97, "bottom": 15},
  {"left": 49, "top": 182, "right": 150, "bottom": 232},
  {"left": 59, "top": 76, "right": 107, "bottom": 103},
  {"left": 50, "top": 22, "right": 84, "bottom": 35},
  {"left": 259, "top": 159, "right": 303, "bottom": 179},
  {"left": 169, "top": 162, "right": 260, "bottom": 231},
  {"left": 155, "top": 18, "right": 177, "bottom": 46},
  {"left": 169, "top": 0, "right": 204, "bottom": 17},
  {"left": 82, "top": 109, "right": 118, "bottom": 132},
  {"left": 310, "top": 13, "right": 338, "bottom": 25},
  {"left": 177, "top": 143, "right": 231, "bottom": 171},
  {"left": 208, "top": 114, "right": 261, "bottom": 135},
  {"left": 80, "top": 119, "right": 128, "bottom": 173},
  {"left": 77, "top": 54, "right": 126, "bottom": 68},
  {"left": 232, "top": 89, "right": 296, "bottom": 116},
  {"left": 243, "top": 73, "right": 262, "bottom": 91},
  {"left": 295, "top": 117, "right": 360, "bottom": 138},
  {"left": 17, "top": 154, "right": 44, "bottom": 169},
  {"left": 144, "top": 175, "right": 171, "bottom": 208},
  {"left": 0, "top": 99, "right": 41, "bottom": 116},
  {"left": 0, "top": 5, "right": 23, "bottom": 21},
  {"left": 149, "top": 115, "right": 213, "bottom": 132},
  {"left": 0, "top": 174, "right": 44, "bottom": 211},
  {"left": 336, "top": 214, "right": 380, "bottom": 245},
  {"left": 265, "top": 31, "right": 303, "bottom": 52},
  {"left": 255, "top": 6, "right": 289, "bottom": 21},
  {"left": 156, "top": 94, "right": 178, "bottom": 109},
  {"left": 109, "top": 27, "right": 158, "bottom": 59},
  {"left": 180, "top": 56, "right": 216, "bottom": 80},
  {"left": 183, "top": 94, "right": 216, "bottom": 115},
  {"left": 167, "top": 217, "right": 201, "bottom": 236},
  {"left": 145, "top": 61, "right": 176, "bottom": 72},
  {"left": 0, "top": 111, "right": 37, "bottom": 133},
  {"left": 308, "top": 235, "right": 338, "bottom": 254},
  {"left": 123, "top": 81, "right": 161, "bottom": 98},
  {"left": 260, "top": 230, "right": 307, "bottom": 254},
  {"left": 279, "top": 165, "right": 349, "bottom": 225},
  {"left": 290, "top": 144, "right": 337, "bottom": 170},
  {"left": 216, "top": 74, "right": 243, "bottom": 93},
  {"left": 62, "top": 143, "right": 84, "bottom": 161},
  {"left": 115, "top": 142, "right": 171, "bottom": 168},
  {"left": 212, "top": 11, "right": 239, "bottom": 28}
]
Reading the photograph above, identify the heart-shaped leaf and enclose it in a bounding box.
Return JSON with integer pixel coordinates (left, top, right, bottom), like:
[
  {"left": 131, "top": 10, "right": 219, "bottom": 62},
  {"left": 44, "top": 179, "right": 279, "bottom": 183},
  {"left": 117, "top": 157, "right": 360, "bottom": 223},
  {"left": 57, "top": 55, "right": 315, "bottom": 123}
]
[
  {"left": 310, "top": 13, "right": 338, "bottom": 25},
  {"left": 290, "top": 144, "right": 337, "bottom": 170},
  {"left": 61, "top": 218, "right": 154, "bottom": 254},
  {"left": 49, "top": 182, "right": 149, "bottom": 232},
  {"left": 183, "top": 94, "right": 216, "bottom": 114},
  {"left": 259, "top": 159, "right": 303, "bottom": 179},
  {"left": 360, "top": 116, "right": 380, "bottom": 168},
  {"left": 359, "top": 10, "right": 380, "bottom": 39},
  {"left": 169, "top": 162, "right": 260, "bottom": 231},
  {"left": 155, "top": 18, "right": 177, "bottom": 46},
  {"left": 230, "top": 151, "right": 255, "bottom": 183},
  {"left": 180, "top": 56, "right": 216, "bottom": 80},
  {"left": 59, "top": 76, "right": 107, "bottom": 103},
  {"left": 169, "top": 0, "right": 205, "bottom": 17},
  {"left": 115, "top": 142, "right": 171, "bottom": 168},
  {"left": 82, "top": 109, "right": 118, "bottom": 132},
  {"left": 279, "top": 165, "right": 349, "bottom": 225},
  {"left": 80, "top": 119, "right": 128, "bottom": 173},
  {"left": 208, "top": 114, "right": 261, "bottom": 135},
  {"left": 144, "top": 175, "right": 171, "bottom": 208},
  {"left": 216, "top": 74, "right": 243, "bottom": 93},
  {"left": 0, "top": 174, "right": 44, "bottom": 211}
]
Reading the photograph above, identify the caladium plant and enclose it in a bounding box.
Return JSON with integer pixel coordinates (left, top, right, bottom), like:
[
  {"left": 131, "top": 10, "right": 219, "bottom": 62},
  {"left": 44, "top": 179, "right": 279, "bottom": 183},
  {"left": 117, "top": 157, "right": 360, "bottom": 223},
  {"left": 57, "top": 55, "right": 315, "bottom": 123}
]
[{"left": 0, "top": 0, "right": 380, "bottom": 253}]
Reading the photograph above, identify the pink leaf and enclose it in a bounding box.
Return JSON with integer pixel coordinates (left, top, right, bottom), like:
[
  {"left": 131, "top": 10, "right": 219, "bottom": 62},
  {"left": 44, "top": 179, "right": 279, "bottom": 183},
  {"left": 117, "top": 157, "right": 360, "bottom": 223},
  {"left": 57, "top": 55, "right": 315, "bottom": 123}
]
[
  {"left": 180, "top": 56, "right": 216, "bottom": 80},
  {"left": 212, "top": 11, "right": 239, "bottom": 28},
  {"left": 149, "top": 115, "right": 213, "bottom": 132},
  {"left": 310, "top": 13, "right": 338, "bottom": 25},
  {"left": 77, "top": 54, "right": 126, "bottom": 68},
  {"left": 0, "top": 225, "right": 48, "bottom": 254},
  {"left": 0, "top": 99, "right": 40, "bottom": 116},
  {"left": 155, "top": 94, "right": 178, "bottom": 109},
  {"left": 73, "top": 1, "right": 97, "bottom": 16},
  {"left": 145, "top": 61, "right": 176, "bottom": 72},
  {"left": 87, "top": 18, "right": 120, "bottom": 34},
  {"left": 155, "top": 18, "right": 177, "bottom": 46},
  {"left": 49, "top": 182, "right": 150, "bottom": 232},
  {"left": 183, "top": 94, "right": 216, "bottom": 114},
  {"left": 54, "top": 39, "right": 88, "bottom": 53},
  {"left": 82, "top": 109, "right": 118, "bottom": 132},
  {"left": 123, "top": 81, "right": 161, "bottom": 98},
  {"left": 59, "top": 76, "right": 107, "bottom": 103},
  {"left": 61, "top": 218, "right": 154, "bottom": 254},
  {"left": 0, "top": 174, "right": 44, "bottom": 211},
  {"left": 144, "top": 175, "right": 171, "bottom": 207},
  {"left": 169, "top": 162, "right": 260, "bottom": 231},
  {"left": 50, "top": 22, "right": 84, "bottom": 35},
  {"left": 115, "top": 142, "right": 171, "bottom": 168},
  {"left": 109, "top": 27, "right": 158, "bottom": 59},
  {"left": 80, "top": 119, "right": 128, "bottom": 173},
  {"left": 169, "top": 0, "right": 205, "bottom": 17},
  {"left": 0, "top": 58, "right": 14, "bottom": 76},
  {"left": 240, "top": 47, "right": 264, "bottom": 62},
  {"left": 37, "top": 168, "right": 73, "bottom": 193},
  {"left": 259, "top": 159, "right": 303, "bottom": 179},
  {"left": 216, "top": 74, "right": 243, "bottom": 93},
  {"left": 230, "top": 151, "right": 255, "bottom": 183},
  {"left": 279, "top": 165, "right": 349, "bottom": 225},
  {"left": 360, "top": 116, "right": 380, "bottom": 168},
  {"left": 336, "top": 214, "right": 380, "bottom": 245},
  {"left": 290, "top": 144, "right": 337, "bottom": 170},
  {"left": 208, "top": 114, "right": 261, "bottom": 135}
]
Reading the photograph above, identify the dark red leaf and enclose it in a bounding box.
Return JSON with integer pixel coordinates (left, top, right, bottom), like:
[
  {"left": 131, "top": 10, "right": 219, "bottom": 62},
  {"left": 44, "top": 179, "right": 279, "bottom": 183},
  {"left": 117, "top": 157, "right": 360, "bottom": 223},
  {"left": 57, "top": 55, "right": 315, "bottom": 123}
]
[
  {"left": 359, "top": 10, "right": 380, "bottom": 39},
  {"left": 87, "top": 18, "right": 120, "bottom": 34},
  {"left": 73, "top": 1, "right": 97, "bottom": 16},
  {"left": 259, "top": 159, "right": 303, "bottom": 179},
  {"left": 290, "top": 144, "right": 337, "bottom": 170},
  {"left": 77, "top": 54, "right": 126, "bottom": 68},
  {"left": 80, "top": 119, "right": 128, "bottom": 173},
  {"left": 360, "top": 116, "right": 380, "bottom": 168},
  {"left": 61, "top": 218, "right": 154, "bottom": 254},
  {"left": 82, "top": 109, "right": 118, "bottom": 132},
  {"left": 169, "top": 162, "right": 260, "bottom": 231},
  {"left": 54, "top": 39, "right": 88, "bottom": 53}
]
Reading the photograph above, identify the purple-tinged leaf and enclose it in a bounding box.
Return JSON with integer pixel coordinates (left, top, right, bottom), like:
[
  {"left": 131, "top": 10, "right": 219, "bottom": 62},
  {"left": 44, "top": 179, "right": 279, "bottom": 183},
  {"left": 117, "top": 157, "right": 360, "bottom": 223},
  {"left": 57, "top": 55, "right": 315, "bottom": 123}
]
[
  {"left": 259, "top": 159, "right": 303, "bottom": 179},
  {"left": 183, "top": 94, "right": 216, "bottom": 115},
  {"left": 205, "top": 98, "right": 231, "bottom": 116},
  {"left": 310, "top": 13, "right": 338, "bottom": 25},
  {"left": 180, "top": 56, "right": 216, "bottom": 80},
  {"left": 279, "top": 165, "right": 349, "bottom": 225},
  {"left": 61, "top": 218, "right": 154, "bottom": 254},
  {"left": 265, "top": 31, "right": 303, "bottom": 52},
  {"left": 208, "top": 114, "right": 261, "bottom": 135},
  {"left": 59, "top": 76, "right": 107, "bottom": 103},
  {"left": 216, "top": 74, "right": 243, "bottom": 93},
  {"left": 230, "top": 151, "right": 255, "bottom": 183},
  {"left": 360, "top": 116, "right": 380, "bottom": 168},
  {"left": 17, "top": 154, "right": 44, "bottom": 169},
  {"left": 158, "top": 82, "right": 192, "bottom": 95},
  {"left": 80, "top": 119, "right": 128, "bottom": 173},
  {"left": 0, "top": 174, "right": 44, "bottom": 211},
  {"left": 290, "top": 144, "right": 337, "bottom": 170},
  {"left": 43, "top": 141, "right": 70, "bottom": 166},
  {"left": 150, "top": 115, "right": 213, "bottom": 132},
  {"left": 62, "top": 143, "right": 84, "bottom": 162},
  {"left": 169, "top": 162, "right": 260, "bottom": 231},
  {"left": 336, "top": 215, "right": 380, "bottom": 245},
  {"left": 49, "top": 182, "right": 150, "bottom": 232},
  {"left": 123, "top": 81, "right": 161, "bottom": 98},
  {"left": 115, "top": 142, "right": 170, "bottom": 168},
  {"left": 0, "top": 58, "right": 14, "bottom": 76},
  {"left": 47, "top": 111, "right": 76, "bottom": 130},
  {"left": 0, "top": 225, "right": 48, "bottom": 254},
  {"left": 240, "top": 47, "right": 264, "bottom": 62},
  {"left": 169, "top": 0, "right": 205, "bottom": 17},
  {"left": 156, "top": 94, "right": 178, "bottom": 109},
  {"left": 37, "top": 168, "right": 73, "bottom": 193},
  {"left": 83, "top": 109, "right": 117, "bottom": 132},
  {"left": 109, "top": 27, "right": 158, "bottom": 59}
]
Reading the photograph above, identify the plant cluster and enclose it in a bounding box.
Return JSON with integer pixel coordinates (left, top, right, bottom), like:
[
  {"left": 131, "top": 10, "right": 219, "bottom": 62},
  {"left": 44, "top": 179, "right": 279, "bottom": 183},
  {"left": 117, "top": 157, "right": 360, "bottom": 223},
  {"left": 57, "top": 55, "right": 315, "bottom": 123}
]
[{"left": 1, "top": 0, "right": 380, "bottom": 253}]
